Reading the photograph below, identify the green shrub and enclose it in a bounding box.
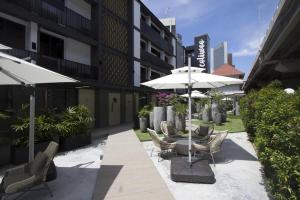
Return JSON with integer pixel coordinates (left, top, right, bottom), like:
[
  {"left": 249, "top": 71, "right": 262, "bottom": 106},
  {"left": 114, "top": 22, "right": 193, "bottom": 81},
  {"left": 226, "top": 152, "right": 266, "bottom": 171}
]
[
  {"left": 12, "top": 105, "right": 57, "bottom": 146},
  {"left": 12, "top": 104, "right": 93, "bottom": 145},
  {"left": 56, "top": 105, "right": 93, "bottom": 137},
  {"left": 240, "top": 81, "right": 300, "bottom": 200},
  {"left": 173, "top": 103, "right": 187, "bottom": 115}
]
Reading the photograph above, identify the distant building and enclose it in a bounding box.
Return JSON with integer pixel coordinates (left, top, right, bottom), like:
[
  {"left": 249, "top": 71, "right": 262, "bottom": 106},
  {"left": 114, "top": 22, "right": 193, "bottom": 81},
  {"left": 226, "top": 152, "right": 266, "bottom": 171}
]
[
  {"left": 210, "top": 41, "right": 228, "bottom": 72},
  {"left": 160, "top": 17, "right": 185, "bottom": 68},
  {"left": 213, "top": 64, "right": 245, "bottom": 79}
]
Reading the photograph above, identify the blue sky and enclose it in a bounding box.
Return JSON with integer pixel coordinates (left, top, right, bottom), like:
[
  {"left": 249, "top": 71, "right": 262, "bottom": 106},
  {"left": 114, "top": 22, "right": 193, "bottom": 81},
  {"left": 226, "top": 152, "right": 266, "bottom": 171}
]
[{"left": 142, "top": 0, "right": 279, "bottom": 78}]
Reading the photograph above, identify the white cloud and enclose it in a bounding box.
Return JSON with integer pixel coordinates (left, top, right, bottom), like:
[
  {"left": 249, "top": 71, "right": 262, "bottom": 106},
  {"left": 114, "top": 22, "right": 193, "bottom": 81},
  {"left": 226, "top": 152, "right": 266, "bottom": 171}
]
[{"left": 233, "top": 37, "right": 263, "bottom": 57}]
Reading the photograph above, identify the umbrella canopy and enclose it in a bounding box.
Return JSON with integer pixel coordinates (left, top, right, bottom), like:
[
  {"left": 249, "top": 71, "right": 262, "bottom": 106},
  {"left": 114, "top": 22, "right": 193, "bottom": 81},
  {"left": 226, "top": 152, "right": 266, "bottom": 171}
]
[
  {"left": 181, "top": 90, "right": 209, "bottom": 98},
  {"left": 142, "top": 64, "right": 243, "bottom": 163},
  {"left": 0, "top": 52, "right": 76, "bottom": 85},
  {"left": 142, "top": 66, "right": 243, "bottom": 89},
  {"left": 0, "top": 51, "right": 77, "bottom": 161}
]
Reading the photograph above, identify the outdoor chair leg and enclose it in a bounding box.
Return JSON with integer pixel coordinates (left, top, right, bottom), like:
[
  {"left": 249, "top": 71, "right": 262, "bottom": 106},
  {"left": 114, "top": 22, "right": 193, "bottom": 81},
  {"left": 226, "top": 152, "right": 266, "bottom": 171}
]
[
  {"left": 150, "top": 147, "right": 154, "bottom": 157},
  {"left": 43, "top": 182, "right": 53, "bottom": 197},
  {"left": 211, "top": 153, "right": 216, "bottom": 167}
]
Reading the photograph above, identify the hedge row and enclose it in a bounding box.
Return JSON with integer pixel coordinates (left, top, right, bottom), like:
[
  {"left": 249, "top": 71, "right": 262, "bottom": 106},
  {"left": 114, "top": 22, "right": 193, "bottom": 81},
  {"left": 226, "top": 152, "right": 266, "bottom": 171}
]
[{"left": 240, "top": 81, "right": 300, "bottom": 200}]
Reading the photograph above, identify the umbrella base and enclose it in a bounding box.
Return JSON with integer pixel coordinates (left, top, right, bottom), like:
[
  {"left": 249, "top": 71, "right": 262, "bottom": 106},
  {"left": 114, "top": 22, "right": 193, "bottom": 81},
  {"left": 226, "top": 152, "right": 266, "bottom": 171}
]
[{"left": 170, "top": 157, "right": 215, "bottom": 184}]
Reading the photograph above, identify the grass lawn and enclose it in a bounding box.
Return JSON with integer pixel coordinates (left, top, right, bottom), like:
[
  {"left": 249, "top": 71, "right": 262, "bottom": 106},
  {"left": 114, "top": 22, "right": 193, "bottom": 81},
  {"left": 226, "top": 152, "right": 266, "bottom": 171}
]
[
  {"left": 192, "top": 114, "right": 245, "bottom": 133},
  {"left": 134, "top": 114, "right": 245, "bottom": 141}
]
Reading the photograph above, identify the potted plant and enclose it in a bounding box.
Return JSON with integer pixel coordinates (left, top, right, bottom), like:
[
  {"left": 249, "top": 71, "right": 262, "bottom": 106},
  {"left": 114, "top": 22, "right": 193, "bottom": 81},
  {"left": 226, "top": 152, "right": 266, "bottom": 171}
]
[
  {"left": 138, "top": 105, "right": 150, "bottom": 132},
  {"left": 174, "top": 103, "right": 187, "bottom": 131},
  {"left": 11, "top": 105, "right": 57, "bottom": 164},
  {"left": 153, "top": 92, "right": 168, "bottom": 133},
  {"left": 56, "top": 105, "right": 93, "bottom": 151}
]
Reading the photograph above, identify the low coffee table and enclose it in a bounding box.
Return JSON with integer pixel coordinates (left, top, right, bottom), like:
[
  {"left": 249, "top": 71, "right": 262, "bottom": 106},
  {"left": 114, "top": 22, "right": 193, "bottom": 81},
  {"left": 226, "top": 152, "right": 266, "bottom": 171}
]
[{"left": 175, "top": 139, "right": 194, "bottom": 155}]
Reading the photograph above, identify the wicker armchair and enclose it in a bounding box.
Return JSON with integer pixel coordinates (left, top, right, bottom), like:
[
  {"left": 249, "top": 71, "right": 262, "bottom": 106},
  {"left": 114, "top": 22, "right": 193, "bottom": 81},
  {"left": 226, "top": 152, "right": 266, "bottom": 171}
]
[
  {"left": 160, "top": 121, "right": 183, "bottom": 142},
  {"left": 147, "top": 128, "right": 176, "bottom": 161},
  {"left": 192, "top": 130, "right": 228, "bottom": 166},
  {"left": 0, "top": 141, "right": 59, "bottom": 200}
]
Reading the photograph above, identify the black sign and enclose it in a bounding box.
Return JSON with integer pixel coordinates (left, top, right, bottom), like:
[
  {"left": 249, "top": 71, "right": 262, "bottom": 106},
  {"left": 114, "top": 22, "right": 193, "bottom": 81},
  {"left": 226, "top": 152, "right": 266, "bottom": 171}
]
[{"left": 194, "top": 34, "right": 210, "bottom": 71}]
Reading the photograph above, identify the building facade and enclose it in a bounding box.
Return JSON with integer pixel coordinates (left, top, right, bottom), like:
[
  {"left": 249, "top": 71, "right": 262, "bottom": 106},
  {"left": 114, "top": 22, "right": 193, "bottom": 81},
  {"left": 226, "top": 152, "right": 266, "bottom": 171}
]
[{"left": 0, "top": 0, "right": 176, "bottom": 132}]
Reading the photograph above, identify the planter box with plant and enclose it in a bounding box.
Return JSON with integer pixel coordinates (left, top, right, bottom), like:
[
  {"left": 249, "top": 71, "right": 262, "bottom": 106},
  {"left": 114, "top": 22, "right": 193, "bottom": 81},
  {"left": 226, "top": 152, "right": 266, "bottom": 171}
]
[
  {"left": 138, "top": 105, "right": 150, "bottom": 132},
  {"left": 153, "top": 92, "right": 169, "bottom": 133},
  {"left": 56, "top": 105, "right": 93, "bottom": 151},
  {"left": 0, "top": 111, "right": 11, "bottom": 165}
]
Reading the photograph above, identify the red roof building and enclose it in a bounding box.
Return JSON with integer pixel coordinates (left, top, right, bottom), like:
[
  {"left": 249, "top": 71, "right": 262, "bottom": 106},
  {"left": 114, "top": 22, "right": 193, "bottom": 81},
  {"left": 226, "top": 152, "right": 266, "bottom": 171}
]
[{"left": 213, "top": 64, "right": 245, "bottom": 79}]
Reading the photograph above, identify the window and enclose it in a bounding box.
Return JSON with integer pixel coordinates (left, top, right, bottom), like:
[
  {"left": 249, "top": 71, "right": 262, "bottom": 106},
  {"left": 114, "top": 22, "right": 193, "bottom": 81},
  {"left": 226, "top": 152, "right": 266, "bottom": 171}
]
[
  {"left": 40, "top": 32, "right": 64, "bottom": 59},
  {"left": 141, "top": 39, "right": 147, "bottom": 51},
  {"left": 151, "top": 46, "right": 160, "bottom": 58},
  {"left": 151, "top": 23, "right": 161, "bottom": 35},
  {"left": 141, "top": 14, "right": 146, "bottom": 22},
  {"left": 140, "top": 67, "right": 148, "bottom": 82},
  {"left": 151, "top": 71, "right": 160, "bottom": 80},
  {"left": 165, "top": 56, "right": 169, "bottom": 63}
]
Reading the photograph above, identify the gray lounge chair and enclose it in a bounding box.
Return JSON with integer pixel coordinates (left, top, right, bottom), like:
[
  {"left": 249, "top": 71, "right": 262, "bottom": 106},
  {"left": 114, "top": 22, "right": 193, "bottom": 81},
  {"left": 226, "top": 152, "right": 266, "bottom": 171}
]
[
  {"left": 147, "top": 128, "right": 176, "bottom": 161},
  {"left": 0, "top": 141, "right": 59, "bottom": 200},
  {"left": 192, "top": 130, "right": 228, "bottom": 166},
  {"left": 192, "top": 125, "right": 214, "bottom": 143}
]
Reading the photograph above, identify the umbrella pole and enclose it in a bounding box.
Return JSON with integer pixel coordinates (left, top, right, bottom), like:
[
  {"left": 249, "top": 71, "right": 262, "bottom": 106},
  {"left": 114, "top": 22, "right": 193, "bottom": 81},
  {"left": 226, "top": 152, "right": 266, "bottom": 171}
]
[
  {"left": 188, "top": 63, "right": 192, "bottom": 163},
  {"left": 29, "top": 85, "right": 35, "bottom": 162}
]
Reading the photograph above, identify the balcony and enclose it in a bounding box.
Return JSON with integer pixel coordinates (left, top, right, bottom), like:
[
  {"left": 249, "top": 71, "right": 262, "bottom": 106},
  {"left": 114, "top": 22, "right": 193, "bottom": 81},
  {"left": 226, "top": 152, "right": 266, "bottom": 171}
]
[
  {"left": 1, "top": 48, "right": 98, "bottom": 80},
  {"left": 8, "top": 0, "right": 92, "bottom": 36},
  {"left": 141, "top": 49, "right": 173, "bottom": 72},
  {"left": 140, "top": 20, "right": 173, "bottom": 55}
]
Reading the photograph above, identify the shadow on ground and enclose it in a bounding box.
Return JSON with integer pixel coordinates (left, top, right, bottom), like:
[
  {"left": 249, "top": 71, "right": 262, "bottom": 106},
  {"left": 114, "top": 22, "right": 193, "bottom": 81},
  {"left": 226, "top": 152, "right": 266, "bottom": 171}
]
[{"left": 92, "top": 165, "right": 123, "bottom": 200}]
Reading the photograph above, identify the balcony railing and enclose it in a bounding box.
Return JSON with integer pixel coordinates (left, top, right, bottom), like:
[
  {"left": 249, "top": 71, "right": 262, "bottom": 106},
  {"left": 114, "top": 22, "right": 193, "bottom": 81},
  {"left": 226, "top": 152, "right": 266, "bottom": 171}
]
[
  {"left": 8, "top": 0, "right": 92, "bottom": 36},
  {"left": 141, "top": 49, "right": 174, "bottom": 71},
  {"left": 140, "top": 20, "right": 173, "bottom": 55},
  {"left": 1, "top": 48, "right": 98, "bottom": 80}
]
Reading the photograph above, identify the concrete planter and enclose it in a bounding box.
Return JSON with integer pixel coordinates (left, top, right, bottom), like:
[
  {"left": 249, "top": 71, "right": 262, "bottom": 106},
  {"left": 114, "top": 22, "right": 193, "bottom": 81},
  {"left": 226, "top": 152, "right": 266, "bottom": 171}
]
[
  {"left": 196, "top": 103, "right": 202, "bottom": 113},
  {"left": 149, "top": 112, "right": 154, "bottom": 129},
  {"left": 153, "top": 106, "right": 165, "bottom": 133},
  {"left": 175, "top": 114, "right": 186, "bottom": 131},
  {"left": 0, "top": 144, "right": 11, "bottom": 166},
  {"left": 214, "top": 112, "right": 222, "bottom": 125},
  {"left": 11, "top": 141, "right": 50, "bottom": 165},
  {"left": 236, "top": 102, "right": 240, "bottom": 116},
  {"left": 166, "top": 106, "right": 175, "bottom": 127},
  {"left": 211, "top": 102, "right": 220, "bottom": 122},
  {"left": 202, "top": 105, "right": 212, "bottom": 122},
  {"left": 139, "top": 117, "right": 148, "bottom": 132},
  {"left": 59, "top": 133, "right": 91, "bottom": 152}
]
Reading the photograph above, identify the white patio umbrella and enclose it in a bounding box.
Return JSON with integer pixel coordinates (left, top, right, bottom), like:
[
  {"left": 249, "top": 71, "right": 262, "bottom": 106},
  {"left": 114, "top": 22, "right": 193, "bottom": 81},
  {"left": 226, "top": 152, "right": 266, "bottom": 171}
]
[
  {"left": 0, "top": 51, "right": 77, "bottom": 161},
  {"left": 142, "top": 60, "right": 243, "bottom": 163},
  {"left": 181, "top": 90, "right": 209, "bottom": 98}
]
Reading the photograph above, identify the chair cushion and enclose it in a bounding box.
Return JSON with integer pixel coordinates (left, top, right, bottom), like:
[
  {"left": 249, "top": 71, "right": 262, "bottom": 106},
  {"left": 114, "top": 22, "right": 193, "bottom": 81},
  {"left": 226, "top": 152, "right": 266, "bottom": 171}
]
[
  {"left": 199, "top": 126, "right": 209, "bottom": 137},
  {"left": 2, "top": 172, "right": 32, "bottom": 191},
  {"left": 166, "top": 125, "right": 175, "bottom": 136},
  {"left": 30, "top": 152, "right": 48, "bottom": 175}
]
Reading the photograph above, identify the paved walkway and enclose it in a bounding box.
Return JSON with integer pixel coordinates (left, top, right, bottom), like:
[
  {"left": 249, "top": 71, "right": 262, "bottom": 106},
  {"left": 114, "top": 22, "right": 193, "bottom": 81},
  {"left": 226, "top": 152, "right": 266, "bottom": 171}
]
[
  {"left": 143, "top": 132, "right": 270, "bottom": 200},
  {"left": 92, "top": 129, "right": 174, "bottom": 200}
]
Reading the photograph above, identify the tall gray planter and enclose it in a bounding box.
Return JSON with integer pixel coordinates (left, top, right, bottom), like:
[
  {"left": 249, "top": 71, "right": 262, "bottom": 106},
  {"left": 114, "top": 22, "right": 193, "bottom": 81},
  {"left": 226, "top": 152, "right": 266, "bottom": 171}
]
[
  {"left": 236, "top": 102, "right": 240, "bottom": 116},
  {"left": 211, "top": 102, "right": 220, "bottom": 122},
  {"left": 149, "top": 111, "right": 154, "bottom": 129},
  {"left": 166, "top": 106, "right": 175, "bottom": 127},
  {"left": 175, "top": 114, "right": 186, "bottom": 131},
  {"left": 214, "top": 112, "right": 222, "bottom": 125},
  {"left": 139, "top": 117, "right": 148, "bottom": 132},
  {"left": 153, "top": 106, "right": 165, "bottom": 133},
  {"left": 196, "top": 103, "right": 202, "bottom": 113},
  {"left": 202, "top": 104, "right": 212, "bottom": 122}
]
